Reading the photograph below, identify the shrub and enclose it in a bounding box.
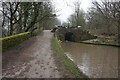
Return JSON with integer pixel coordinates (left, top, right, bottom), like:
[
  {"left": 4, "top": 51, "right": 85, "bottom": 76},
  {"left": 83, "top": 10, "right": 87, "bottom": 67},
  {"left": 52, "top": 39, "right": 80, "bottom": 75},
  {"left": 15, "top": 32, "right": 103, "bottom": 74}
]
[{"left": 0, "top": 32, "right": 30, "bottom": 52}]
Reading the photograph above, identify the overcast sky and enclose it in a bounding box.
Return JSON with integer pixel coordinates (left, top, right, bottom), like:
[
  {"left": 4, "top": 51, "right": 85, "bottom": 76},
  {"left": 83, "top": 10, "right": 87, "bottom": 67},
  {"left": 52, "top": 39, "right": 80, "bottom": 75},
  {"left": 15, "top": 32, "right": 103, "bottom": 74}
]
[{"left": 52, "top": 0, "right": 92, "bottom": 23}]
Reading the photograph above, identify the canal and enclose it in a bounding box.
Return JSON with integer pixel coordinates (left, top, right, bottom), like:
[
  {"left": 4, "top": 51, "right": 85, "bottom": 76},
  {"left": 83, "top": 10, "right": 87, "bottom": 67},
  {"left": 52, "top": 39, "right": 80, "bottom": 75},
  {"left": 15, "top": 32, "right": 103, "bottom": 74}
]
[{"left": 62, "top": 42, "right": 118, "bottom": 78}]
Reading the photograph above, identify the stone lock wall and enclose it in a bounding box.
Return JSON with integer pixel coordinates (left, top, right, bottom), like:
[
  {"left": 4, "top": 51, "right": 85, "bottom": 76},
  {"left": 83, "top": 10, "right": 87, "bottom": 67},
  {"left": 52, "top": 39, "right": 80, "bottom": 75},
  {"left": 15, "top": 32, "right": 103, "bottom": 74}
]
[{"left": 55, "top": 27, "right": 97, "bottom": 42}]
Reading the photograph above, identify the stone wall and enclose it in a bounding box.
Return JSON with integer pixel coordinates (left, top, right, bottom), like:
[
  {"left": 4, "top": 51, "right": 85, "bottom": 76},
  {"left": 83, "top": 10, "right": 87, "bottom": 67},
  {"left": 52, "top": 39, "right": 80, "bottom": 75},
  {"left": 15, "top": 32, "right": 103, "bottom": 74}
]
[{"left": 55, "top": 27, "right": 97, "bottom": 42}]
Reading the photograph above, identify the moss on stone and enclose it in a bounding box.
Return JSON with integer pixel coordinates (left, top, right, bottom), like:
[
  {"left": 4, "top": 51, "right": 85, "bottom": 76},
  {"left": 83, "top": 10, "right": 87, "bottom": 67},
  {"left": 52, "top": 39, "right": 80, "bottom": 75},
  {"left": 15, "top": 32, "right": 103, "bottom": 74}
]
[{"left": 1, "top": 32, "right": 30, "bottom": 52}]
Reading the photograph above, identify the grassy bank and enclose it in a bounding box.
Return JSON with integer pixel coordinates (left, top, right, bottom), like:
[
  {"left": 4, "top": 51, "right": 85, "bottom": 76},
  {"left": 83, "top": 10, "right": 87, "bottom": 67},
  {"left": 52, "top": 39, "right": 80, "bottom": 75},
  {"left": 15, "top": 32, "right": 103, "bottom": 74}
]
[
  {"left": 1, "top": 29, "right": 43, "bottom": 52},
  {"left": 52, "top": 37, "right": 89, "bottom": 78},
  {"left": 80, "top": 39, "right": 119, "bottom": 47},
  {"left": 1, "top": 32, "right": 31, "bottom": 52}
]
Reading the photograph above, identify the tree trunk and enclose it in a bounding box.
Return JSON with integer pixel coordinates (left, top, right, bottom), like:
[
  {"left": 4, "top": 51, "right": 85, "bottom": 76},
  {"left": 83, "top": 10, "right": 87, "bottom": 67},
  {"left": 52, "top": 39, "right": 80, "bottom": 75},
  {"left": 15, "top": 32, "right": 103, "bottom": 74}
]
[
  {"left": 107, "top": 19, "right": 111, "bottom": 35},
  {"left": 9, "top": 16, "right": 14, "bottom": 35},
  {"left": 2, "top": 15, "right": 5, "bottom": 28},
  {"left": 117, "top": 2, "right": 120, "bottom": 45}
]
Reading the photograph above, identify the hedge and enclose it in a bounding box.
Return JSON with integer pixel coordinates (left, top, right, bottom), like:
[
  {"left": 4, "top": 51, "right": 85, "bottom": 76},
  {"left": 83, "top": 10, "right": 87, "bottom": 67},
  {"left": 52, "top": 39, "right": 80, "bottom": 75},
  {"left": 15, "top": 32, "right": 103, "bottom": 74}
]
[{"left": 0, "top": 32, "right": 31, "bottom": 52}]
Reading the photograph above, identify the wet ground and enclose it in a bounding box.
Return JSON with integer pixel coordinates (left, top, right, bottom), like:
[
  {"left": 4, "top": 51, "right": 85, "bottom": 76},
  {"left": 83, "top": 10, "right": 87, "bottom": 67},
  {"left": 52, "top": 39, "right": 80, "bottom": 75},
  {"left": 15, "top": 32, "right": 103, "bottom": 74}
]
[
  {"left": 62, "top": 42, "right": 118, "bottom": 78},
  {"left": 2, "top": 30, "right": 67, "bottom": 78}
]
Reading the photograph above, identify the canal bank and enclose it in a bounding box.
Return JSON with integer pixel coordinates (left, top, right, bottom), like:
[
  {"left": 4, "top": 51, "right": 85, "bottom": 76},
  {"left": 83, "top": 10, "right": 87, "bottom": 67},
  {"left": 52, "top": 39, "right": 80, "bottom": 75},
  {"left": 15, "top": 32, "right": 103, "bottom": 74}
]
[
  {"left": 80, "top": 39, "right": 119, "bottom": 47},
  {"left": 51, "top": 37, "right": 89, "bottom": 78}
]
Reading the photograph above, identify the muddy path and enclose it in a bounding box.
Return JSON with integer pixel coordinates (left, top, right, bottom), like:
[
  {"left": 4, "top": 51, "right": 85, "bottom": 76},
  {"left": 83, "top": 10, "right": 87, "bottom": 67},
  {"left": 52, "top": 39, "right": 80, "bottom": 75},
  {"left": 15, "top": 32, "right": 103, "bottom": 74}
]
[{"left": 2, "top": 30, "right": 67, "bottom": 78}]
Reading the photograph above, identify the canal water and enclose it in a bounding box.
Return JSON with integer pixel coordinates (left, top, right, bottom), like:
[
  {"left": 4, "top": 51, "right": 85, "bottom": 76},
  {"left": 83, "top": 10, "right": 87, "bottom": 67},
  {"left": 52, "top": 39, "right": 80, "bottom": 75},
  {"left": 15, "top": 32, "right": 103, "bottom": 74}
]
[{"left": 62, "top": 42, "right": 118, "bottom": 78}]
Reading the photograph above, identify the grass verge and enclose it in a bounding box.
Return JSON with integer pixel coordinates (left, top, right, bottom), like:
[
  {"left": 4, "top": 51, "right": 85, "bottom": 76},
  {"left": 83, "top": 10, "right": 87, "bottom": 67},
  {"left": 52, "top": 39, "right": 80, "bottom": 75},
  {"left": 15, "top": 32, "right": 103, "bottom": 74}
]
[
  {"left": 52, "top": 37, "right": 89, "bottom": 79},
  {"left": 1, "top": 32, "right": 31, "bottom": 52},
  {"left": 80, "top": 41, "right": 119, "bottom": 47},
  {"left": 1, "top": 30, "right": 43, "bottom": 52}
]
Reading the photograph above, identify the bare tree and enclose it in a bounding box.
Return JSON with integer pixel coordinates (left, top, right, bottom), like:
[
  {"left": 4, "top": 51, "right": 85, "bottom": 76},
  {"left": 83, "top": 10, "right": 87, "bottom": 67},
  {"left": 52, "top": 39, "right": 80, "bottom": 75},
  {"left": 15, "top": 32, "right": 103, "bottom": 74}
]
[
  {"left": 87, "top": 0, "right": 119, "bottom": 36},
  {"left": 1, "top": 2, "right": 56, "bottom": 37},
  {"left": 1, "top": 2, "right": 20, "bottom": 35},
  {"left": 68, "top": 0, "right": 85, "bottom": 28}
]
